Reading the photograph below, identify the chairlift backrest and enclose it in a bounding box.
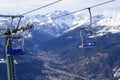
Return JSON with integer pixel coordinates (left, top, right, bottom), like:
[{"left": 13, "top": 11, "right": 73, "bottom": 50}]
[
  {"left": 7, "top": 37, "right": 25, "bottom": 55},
  {"left": 7, "top": 49, "right": 25, "bottom": 55}
]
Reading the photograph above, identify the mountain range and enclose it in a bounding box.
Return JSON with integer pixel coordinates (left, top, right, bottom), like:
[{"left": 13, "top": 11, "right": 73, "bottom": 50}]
[{"left": 21, "top": 11, "right": 120, "bottom": 37}]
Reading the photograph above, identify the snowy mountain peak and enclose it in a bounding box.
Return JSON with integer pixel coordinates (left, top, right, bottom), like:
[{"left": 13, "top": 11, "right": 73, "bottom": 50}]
[
  {"left": 94, "top": 12, "right": 120, "bottom": 36},
  {"left": 66, "top": 11, "right": 120, "bottom": 37},
  {"left": 97, "top": 12, "right": 120, "bottom": 27}
]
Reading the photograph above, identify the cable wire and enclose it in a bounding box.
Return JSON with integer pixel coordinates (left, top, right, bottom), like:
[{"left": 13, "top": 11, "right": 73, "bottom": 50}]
[
  {"left": 88, "top": 0, "right": 115, "bottom": 9},
  {"left": 22, "top": 0, "right": 62, "bottom": 15}
]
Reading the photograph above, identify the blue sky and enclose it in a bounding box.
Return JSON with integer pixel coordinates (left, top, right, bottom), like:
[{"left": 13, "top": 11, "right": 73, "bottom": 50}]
[{"left": 0, "top": 0, "right": 119, "bottom": 15}]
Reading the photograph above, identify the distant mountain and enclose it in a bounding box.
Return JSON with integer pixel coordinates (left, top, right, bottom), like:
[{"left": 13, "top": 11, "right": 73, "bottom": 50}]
[{"left": 1, "top": 11, "right": 119, "bottom": 37}]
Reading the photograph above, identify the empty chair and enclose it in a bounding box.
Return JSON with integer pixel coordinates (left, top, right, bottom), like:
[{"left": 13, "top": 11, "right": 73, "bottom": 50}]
[
  {"left": 79, "top": 29, "right": 96, "bottom": 48},
  {"left": 7, "top": 37, "right": 25, "bottom": 55}
]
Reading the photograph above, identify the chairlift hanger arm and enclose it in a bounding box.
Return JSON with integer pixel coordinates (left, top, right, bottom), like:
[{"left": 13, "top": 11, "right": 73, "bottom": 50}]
[
  {"left": 88, "top": 8, "right": 92, "bottom": 29},
  {"left": 16, "top": 17, "right": 22, "bottom": 30}
]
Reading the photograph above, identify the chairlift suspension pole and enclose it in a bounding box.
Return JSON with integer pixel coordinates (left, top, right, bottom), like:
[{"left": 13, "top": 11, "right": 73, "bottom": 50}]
[{"left": 88, "top": 8, "right": 92, "bottom": 29}]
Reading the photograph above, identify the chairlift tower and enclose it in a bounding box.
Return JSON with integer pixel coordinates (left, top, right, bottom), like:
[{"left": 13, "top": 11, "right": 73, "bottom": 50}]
[{"left": 0, "top": 15, "right": 34, "bottom": 80}]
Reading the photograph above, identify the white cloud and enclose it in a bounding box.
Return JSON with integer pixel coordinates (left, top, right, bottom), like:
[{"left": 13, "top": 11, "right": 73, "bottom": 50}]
[{"left": 0, "top": 1, "right": 14, "bottom": 9}]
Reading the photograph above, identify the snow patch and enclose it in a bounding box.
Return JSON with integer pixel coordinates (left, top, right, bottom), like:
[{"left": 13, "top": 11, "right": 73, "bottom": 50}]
[
  {"left": 67, "top": 36, "right": 73, "bottom": 39},
  {"left": 114, "top": 67, "right": 120, "bottom": 78}
]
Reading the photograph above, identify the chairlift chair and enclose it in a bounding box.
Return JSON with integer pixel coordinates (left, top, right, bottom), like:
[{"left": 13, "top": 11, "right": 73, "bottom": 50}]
[
  {"left": 8, "top": 49, "right": 25, "bottom": 55},
  {"left": 82, "top": 37, "right": 96, "bottom": 48},
  {"left": 79, "top": 28, "right": 96, "bottom": 48},
  {"left": 7, "top": 37, "right": 25, "bottom": 55},
  {"left": 79, "top": 8, "right": 97, "bottom": 48}
]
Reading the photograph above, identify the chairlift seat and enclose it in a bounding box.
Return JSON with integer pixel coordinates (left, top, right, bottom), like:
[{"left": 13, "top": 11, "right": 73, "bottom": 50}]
[
  {"left": 7, "top": 49, "right": 25, "bottom": 55},
  {"left": 83, "top": 42, "right": 96, "bottom": 47}
]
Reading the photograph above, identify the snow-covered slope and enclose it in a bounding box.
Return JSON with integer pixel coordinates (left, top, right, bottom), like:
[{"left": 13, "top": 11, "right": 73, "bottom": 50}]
[
  {"left": 95, "top": 12, "right": 120, "bottom": 36},
  {"left": 97, "top": 12, "right": 120, "bottom": 27},
  {"left": 66, "top": 12, "right": 120, "bottom": 36}
]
